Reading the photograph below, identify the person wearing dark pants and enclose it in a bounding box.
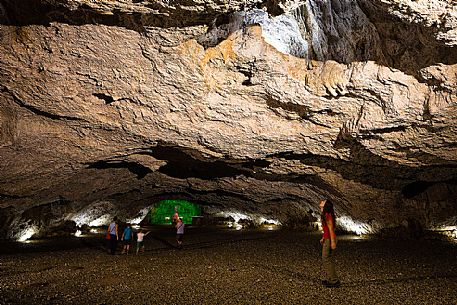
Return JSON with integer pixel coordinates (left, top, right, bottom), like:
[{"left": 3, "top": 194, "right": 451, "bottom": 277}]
[
  {"left": 319, "top": 199, "right": 340, "bottom": 288},
  {"left": 108, "top": 216, "right": 119, "bottom": 255},
  {"left": 176, "top": 218, "right": 184, "bottom": 249}
]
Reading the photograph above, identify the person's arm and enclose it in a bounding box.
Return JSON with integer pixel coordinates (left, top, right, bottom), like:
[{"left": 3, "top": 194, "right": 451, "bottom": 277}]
[
  {"left": 116, "top": 224, "right": 119, "bottom": 240},
  {"left": 144, "top": 231, "right": 150, "bottom": 236},
  {"left": 326, "top": 216, "right": 337, "bottom": 249},
  {"left": 121, "top": 231, "right": 125, "bottom": 240},
  {"left": 320, "top": 219, "right": 324, "bottom": 244}
]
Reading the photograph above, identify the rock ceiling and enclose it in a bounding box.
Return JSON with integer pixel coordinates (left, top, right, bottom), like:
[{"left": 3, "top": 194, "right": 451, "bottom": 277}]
[{"left": 0, "top": 0, "right": 456, "bottom": 239}]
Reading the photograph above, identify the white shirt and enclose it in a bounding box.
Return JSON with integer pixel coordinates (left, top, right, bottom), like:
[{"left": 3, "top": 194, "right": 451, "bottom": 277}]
[{"left": 176, "top": 222, "right": 184, "bottom": 234}]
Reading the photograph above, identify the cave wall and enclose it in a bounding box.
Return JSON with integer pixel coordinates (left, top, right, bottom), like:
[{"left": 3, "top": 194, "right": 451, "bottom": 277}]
[{"left": 0, "top": 0, "right": 456, "bottom": 239}]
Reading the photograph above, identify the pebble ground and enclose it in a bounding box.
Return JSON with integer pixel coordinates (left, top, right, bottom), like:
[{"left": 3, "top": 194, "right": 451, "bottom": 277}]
[{"left": 0, "top": 227, "right": 456, "bottom": 305}]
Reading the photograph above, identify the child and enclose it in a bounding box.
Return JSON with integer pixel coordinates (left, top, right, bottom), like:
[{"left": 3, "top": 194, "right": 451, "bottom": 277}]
[
  {"left": 176, "top": 218, "right": 184, "bottom": 249},
  {"left": 121, "top": 223, "right": 133, "bottom": 254},
  {"left": 136, "top": 229, "right": 150, "bottom": 255}
]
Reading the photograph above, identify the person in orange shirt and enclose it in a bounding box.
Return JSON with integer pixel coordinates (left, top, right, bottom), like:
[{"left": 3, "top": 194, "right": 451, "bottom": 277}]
[{"left": 319, "top": 199, "right": 340, "bottom": 288}]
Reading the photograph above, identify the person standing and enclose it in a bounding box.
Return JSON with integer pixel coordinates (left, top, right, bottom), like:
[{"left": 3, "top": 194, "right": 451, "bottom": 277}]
[
  {"left": 176, "top": 218, "right": 184, "bottom": 249},
  {"left": 121, "top": 223, "right": 133, "bottom": 254},
  {"left": 108, "top": 216, "right": 119, "bottom": 255},
  {"left": 319, "top": 199, "right": 340, "bottom": 288},
  {"left": 136, "top": 229, "right": 150, "bottom": 255},
  {"left": 172, "top": 206, "right": 179, "bottom": 225}
]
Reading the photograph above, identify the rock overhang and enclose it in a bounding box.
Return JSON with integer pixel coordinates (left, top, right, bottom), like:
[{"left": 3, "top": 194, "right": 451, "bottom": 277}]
[{"left": 0, "top": 0, "right": 456, "bottom": 240}]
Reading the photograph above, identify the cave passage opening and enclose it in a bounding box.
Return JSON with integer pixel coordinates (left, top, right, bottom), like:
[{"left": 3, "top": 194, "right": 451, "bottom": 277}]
[{"left": 149, "top": 199, "right": 201, "bottom": 225}]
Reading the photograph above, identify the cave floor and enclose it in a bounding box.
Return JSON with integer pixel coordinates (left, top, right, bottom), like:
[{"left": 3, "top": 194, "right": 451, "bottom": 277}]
[{"left": 0, "top": 227, "right": 456, "bottom": 305}]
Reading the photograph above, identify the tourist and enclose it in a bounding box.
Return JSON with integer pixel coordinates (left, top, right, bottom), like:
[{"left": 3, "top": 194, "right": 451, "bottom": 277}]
[
  {"left": 136, "top": 229, "right": 150, "bottom": 255},
  {"left": 121, "top": 223, "right": 133, "bottom": 254},
  {"left": 319, "top": 199, "right": 340, "bottom": 288},
  {"left": 108, "top": 216, "right": 119, "bottom": 255},
  {"left": 176, "top": 218, "right": 184, "bottom": 249},
  {"left": 172, "top": 206, "right": 179, "bottom": 225}
]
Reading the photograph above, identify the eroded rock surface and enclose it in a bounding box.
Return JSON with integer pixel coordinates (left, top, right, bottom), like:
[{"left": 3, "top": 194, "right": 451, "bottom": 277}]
[{"left": 0, "top": 0, "right": 456, "bottom": 239}]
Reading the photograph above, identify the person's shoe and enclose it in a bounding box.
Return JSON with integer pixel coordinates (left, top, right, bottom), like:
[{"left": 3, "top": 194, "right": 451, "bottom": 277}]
[{"left": 323, "top": 280, "right": 341, "bottom": 288}]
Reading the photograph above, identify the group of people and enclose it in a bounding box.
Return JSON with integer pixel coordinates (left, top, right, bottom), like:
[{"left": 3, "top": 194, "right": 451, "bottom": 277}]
[
  {"left": 107, "top": 212, "right": 185, "bottom": 255},
  {"left": 107, "top": 218, "right": 150, "bottom": 255},
  {"left": 107, "top": 200, "right": 340, "bottom": 288}
]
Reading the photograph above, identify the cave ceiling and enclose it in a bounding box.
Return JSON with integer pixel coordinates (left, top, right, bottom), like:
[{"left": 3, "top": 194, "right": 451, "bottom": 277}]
[{"left": 0, "top": 0, "right": 456, "bottom": 239}]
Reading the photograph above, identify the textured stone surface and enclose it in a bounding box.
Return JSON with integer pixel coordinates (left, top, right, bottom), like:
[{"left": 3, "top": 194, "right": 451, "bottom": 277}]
[{"left": 0, "top": 0, "right": 456, "bottom": 239}]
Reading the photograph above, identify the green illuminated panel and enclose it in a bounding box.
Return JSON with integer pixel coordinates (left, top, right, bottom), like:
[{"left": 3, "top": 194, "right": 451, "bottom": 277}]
[{"left": 149, "top": 199, "right": 201, "bottom": 225}]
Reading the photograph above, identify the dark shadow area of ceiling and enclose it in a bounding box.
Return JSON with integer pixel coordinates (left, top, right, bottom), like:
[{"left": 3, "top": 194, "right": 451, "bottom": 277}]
[
  {"left": 83, "top": 145, "right": 348, "bottom": 201},
  {"left": 0, "top": 0, "right": 240, "bottom": 31},
  {"left": 0, "top": 206, "right": 15, "bottom": 239},
  {"left": 18, "top": 197, "right": 72, "bottom": 227},
  {"left": 0, "top": 193, "right": 25, "bottom": 200},
  {"left": 186, "top": 188, "right": 253, "bottom": 201},
  {"left": 141, "top": 145, "right": 267, "bottom": 179},
  {"left": 93, "top": 93, "right": 115, "bottom": 105},
  {"left": 137, "top": 145, "right": 340, "bottom": 187},
  {"left": 264, "top": 94, "right": 336, "bottom": 127},
  {"left": 87, "top": 160, "right": 152, "bottom": 179},
  {"left": 401, "top": 181, "right": 434, "bottom": 199},
  {"left": 135, "top": 145, "right": 348, "bottom": 199},
  {"left": 260, "top": 0, "right": 285, "bottom": 16},
  {"left": 356, "top": 0, "right": 457, "bottom": 77},
  {"left": 271, "top": 137, "right": 457, "bottom": 196},
  {"left": 401, "top": 179, "right": 457, "bottom": 199},
  {"left": 145, "top": 192, "right": 224, "bottom": 208},
  {"left": 106, "top": 188, "right": 142, "bottom": 200},
  {"left": 108, "top": 189, "right": 251, "bottom": 207},
  {"left": 1, "top": 0, "right": 455, "bottom": 81},
  {"left": 338, "top": 128, "right": 457, "bottom": 165},
  {"left": 290, "top": 0, "right": 456, "bottom": 78}
]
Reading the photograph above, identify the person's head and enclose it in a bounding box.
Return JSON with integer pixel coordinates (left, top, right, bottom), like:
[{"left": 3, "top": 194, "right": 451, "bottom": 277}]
[
  {"left": 113, "top": 216, "right": 118, "bottom": 222},
  {"left": 320, "top": 199, "right": 335, "bottom": 214},
  {"left": 127, "top": 223, "right": 131, "bottom": 227},
  {"left": 319, "top": 199, "right": 326, "bottom": 212},
  {"left": 320, "top": 199, "right": 336, "bottom": 222},
  {"left": 138, "top": 229, "right": 142, "bottom": 233}
]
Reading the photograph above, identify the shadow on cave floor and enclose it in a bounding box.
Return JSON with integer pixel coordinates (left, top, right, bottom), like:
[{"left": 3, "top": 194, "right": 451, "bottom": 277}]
[
  {"left": 1, "top": 226, "right": 456, "bottom": 256},
  {"left": 0, "top": 226, "right": 279, "bottom": 255},
  {"left": 0, "top": 228, "right": 456, "bottom": 304}
]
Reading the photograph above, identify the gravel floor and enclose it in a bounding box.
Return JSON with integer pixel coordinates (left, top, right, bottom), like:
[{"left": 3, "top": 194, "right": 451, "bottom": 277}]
[{"left": 0, "top": 227, "right": 456, "bottom": 305}]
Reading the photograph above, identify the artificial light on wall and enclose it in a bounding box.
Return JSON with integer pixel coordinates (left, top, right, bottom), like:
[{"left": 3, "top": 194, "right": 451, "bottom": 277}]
[{"left": 17, "top": 226, "right": 37, "bottom": 242}]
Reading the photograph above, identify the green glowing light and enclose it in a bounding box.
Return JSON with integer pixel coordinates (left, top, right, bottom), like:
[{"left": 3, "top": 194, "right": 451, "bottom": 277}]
[{"left": 149, "top": 199, "right": 201, "bottom": 225}]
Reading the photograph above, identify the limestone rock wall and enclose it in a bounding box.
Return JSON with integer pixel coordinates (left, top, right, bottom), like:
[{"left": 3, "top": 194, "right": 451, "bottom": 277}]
[{"left": 0, "top": 0, "right": 456, "bottom": 239}]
